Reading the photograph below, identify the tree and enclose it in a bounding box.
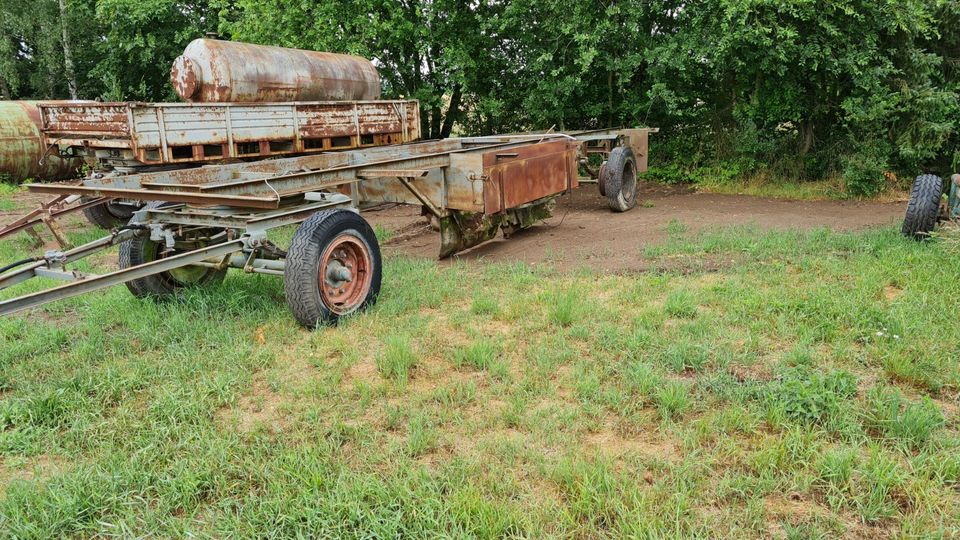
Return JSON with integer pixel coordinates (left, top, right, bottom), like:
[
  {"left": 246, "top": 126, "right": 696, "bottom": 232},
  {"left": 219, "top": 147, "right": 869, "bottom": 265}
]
[{"left": 218, "top": 0, "right": 506, "bottom": 138}]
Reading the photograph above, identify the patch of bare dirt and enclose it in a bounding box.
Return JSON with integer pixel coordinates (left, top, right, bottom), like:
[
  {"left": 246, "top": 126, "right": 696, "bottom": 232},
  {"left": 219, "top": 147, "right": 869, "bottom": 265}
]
[
  {"left": 369, "top": 182, "right": 904, "bottom": 272},
  {"left": 883, "top": 285, "right": 903, "bottom": 301},
  {"left": 584, "top": 429, "right": 679, "bottom": 463},
  {"left": 217, "top": 375, "right": 288, "bottom": 434},
  {"left": 0, "top": 454, "right": 64, "bottom": 496}
]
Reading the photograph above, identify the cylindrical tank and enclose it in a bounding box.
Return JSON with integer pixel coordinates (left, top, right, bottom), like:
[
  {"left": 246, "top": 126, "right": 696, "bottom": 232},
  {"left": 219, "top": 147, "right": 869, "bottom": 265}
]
[
  {"left": 0, "top": 101, "right": 85, "bottom": 182},
  {"left": 170, "top": 39, "right": 381, "bottom": 103}
]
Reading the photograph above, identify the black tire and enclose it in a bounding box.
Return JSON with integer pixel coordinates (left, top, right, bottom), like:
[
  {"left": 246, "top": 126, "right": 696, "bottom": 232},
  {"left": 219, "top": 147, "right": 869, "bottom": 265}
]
[
  {"left": 597, "top": 162, "right": 609, "bottom": 197},
  {"left": 901, "top": 174, "right": 943, "bottom": 240},
  {"left": 118, "top": 203, "right": 227, "bottom": 298},
  {"left": 81, "top": 198, "right": 140, "bottom": 229},
  {"left": 603, "top": 147, "right": 639, "bottom": 212},
  {"left": 284, "top": 209, "right": 382, "bottom": 329}
]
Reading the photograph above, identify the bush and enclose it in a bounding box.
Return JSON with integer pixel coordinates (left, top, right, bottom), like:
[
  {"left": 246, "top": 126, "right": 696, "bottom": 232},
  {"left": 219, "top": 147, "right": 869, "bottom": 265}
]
[{"left": 842, "top": 151, "right": 889, "bottom": 197}]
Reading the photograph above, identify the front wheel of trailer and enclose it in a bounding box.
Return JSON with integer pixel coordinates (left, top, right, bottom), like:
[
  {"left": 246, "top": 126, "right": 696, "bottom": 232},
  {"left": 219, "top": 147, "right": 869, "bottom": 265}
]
[{"left": 284, "top": 209, "right": 382, "bottom": 329}]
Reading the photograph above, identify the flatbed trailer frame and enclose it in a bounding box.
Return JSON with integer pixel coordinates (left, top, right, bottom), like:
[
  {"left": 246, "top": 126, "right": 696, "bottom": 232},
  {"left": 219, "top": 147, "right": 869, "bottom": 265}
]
[{"left": 0, "top": 128, "right": 655, "bottom": 327}]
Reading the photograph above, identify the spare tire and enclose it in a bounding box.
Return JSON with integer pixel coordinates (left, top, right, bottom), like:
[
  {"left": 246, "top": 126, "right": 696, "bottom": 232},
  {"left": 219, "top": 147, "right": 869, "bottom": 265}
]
[
  {"left": 901, "top": 174, "right": 943, "bottom": 240},
  {"left": 82, "top": 198, "right": 140, "bottom": 229},
  {"left": 603, "top": 146, "right": 638, "bottom": 212}
]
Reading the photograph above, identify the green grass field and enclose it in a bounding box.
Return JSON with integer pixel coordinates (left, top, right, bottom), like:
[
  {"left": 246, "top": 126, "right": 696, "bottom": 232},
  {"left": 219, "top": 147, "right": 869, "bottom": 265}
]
[{"left": 1, "top": 205, "right": 958, "bottom": 537}]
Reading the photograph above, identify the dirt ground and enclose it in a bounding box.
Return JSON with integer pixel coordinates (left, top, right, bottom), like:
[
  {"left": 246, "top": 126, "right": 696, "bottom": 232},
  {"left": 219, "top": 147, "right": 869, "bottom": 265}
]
[
  {"left": 370, "top": 182, "right": 906, "bottom": 272},
  {"left": 2, "top": 183, "right": 905, "bottom": 273}
]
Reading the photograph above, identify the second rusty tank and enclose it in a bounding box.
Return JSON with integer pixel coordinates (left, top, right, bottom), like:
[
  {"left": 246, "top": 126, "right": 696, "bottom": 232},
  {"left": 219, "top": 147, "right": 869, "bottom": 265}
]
[
  {"left": 0, "top": 101, "right": 85, "bottom": 182},
  {"left": 170, "top": 39, "right": 381, "bottom": 103}
]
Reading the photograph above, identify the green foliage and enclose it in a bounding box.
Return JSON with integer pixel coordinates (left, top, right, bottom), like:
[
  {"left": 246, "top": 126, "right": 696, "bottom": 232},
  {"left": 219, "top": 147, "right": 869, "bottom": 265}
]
[
  {"left": 544, "top": 287, "right": 582, "bottom": 327},
  {"left": 0, "top": 0, "right": 217, "bottom": 101},
  {"left": 664, "top": 289, "right": 697, "bottom": 318},
  {"left": 3, "top": 0, "right": 957, "bottom": 189},
  {"left": 842, "top": 146, "right": 891, "bottom": 198},
  {"left": 766, "top": 367, "right": 857, "bottom": 427}
]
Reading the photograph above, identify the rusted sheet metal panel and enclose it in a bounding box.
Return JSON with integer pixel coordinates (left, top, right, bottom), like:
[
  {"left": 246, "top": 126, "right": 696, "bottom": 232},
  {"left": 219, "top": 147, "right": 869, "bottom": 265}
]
[
  {"left": 618, "top": 128, "right": 651, "bottom": 173},
  {"left": 298, "top": 101, "right": 419, "bottom": 140},
  {"left": 358, "top": 169, "right": 447, "bottom": 207},
  {"left": 171, "top": 39, "right": 381, "bottom": 103},
  {"left": 39, "top": 100, "right": 420, "bottom": 166},
  {"left": 481, "top": 140, "right": 579, "bottom": 214},
  {"left": 0, "top": 101, "right": 86, "bottom": 181},
  {"left": 40, "top": 103, "right": 130, "bottom": 136},
  {"left": 446, "top": 152, "right": 485, "bottom": 211}
]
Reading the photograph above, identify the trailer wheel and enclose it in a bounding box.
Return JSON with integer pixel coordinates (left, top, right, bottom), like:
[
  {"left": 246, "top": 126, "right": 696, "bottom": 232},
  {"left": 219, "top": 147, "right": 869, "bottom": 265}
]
[
  {"left": 284, "top": 209, "right": 382, "bottom": 328},
  {"left": 597, "top": 162, "right": 609, "bottom": 197},
  {"left": 603, "top": 147, "right": 639, "bottom": 212},
  {"left": 119, "top": 203, "right": 227, "bottom": 298},
  {"left": 81, "top": 198, "right": 139, "bottom": 229},
  {"left": 901, "top": 174, "right": 943, "bottom": 240}
]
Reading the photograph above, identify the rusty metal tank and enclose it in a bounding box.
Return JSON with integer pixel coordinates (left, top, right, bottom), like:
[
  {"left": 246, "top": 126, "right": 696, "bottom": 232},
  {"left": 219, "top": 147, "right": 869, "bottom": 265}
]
[
  {"left": 170, "top": 39, "right": 381, "bottom": 103},
  {"left": 0, "top": 101, "right": 85, "bottom": 181}
]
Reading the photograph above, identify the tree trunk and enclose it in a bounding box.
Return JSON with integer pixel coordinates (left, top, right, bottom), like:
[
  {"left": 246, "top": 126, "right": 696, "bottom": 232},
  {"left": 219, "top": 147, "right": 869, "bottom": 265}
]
[
  {"left": 607, "top": 70, "right": 614, "bottom": 128},
  {"left": 799, "top": 121, "right": 815, "bottom": 156},
  {"left": 430, "top": 106, "right": 442, "bottom": 139},
  {"left": 439, "top": 83, "right": 463, "bottom": 138},
  {"left": 58, "top": 0, "right": 78, "bottom": 99}
]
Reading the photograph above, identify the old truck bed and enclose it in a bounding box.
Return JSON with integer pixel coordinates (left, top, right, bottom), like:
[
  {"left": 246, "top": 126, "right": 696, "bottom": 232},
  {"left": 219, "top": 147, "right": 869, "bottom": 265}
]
[{"left": 39, "top": 100, "right": 420, "bottom": 168}]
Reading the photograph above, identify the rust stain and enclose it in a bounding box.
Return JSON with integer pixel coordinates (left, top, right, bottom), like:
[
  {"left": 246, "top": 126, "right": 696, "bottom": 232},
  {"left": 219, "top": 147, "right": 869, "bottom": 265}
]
[
  {"left": 0, "top": 101, "right": 86, "bottom": 181},
  {"left": 481, "top": 140, "right": 579, "bottom": 214}
]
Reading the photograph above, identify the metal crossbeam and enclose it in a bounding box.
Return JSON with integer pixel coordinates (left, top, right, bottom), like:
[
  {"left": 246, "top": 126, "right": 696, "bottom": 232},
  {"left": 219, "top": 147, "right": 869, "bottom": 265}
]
[{"left": 0, "top": 239, "right": 245, "bottom": 317}]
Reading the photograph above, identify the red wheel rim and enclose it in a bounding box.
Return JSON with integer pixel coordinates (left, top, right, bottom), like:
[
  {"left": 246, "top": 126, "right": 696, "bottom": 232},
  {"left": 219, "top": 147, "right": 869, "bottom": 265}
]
[{"left": 318, "top": 233, "right": 372, "bottom": 314}]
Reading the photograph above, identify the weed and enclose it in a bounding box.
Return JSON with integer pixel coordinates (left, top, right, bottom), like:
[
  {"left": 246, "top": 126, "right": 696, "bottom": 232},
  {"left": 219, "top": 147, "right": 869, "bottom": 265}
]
[
  {"left": 470, "top": 294, "right": 498, "bottom": 316},
  {"left": 544, "top": 287, "right": 582, "bottom": 326},
  {"left": 864, "top": 386, "right": 944, "bottom": 451},
  {"left": 376, "top": 334, "right": 418, "bottom": 384},
  {"left": 454, "top": 339, "right": 499, "bottom": 371},
  {"left": 656, "top": 380, "right": 691, "bottom": 420},
  {"left": 406, "top": 414, "right": 437, "bottom": 456},
  {"left": 661, "top": 341, "right": 710, "bottom": 373},
  {"left": 765, "top": 367, "right": 857, "bottom": 429},
  {"left": 664, "top": 289, "right": 698, "bottom": 318},
  {"left": 665, "top": 219, "right": 688, "bottom": 235}
]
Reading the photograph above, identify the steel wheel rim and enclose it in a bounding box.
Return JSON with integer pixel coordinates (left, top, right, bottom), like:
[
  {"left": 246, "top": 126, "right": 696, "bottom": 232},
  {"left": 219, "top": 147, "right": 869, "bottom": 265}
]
[
  {"left": 319, "top": 232, "right": 372, "bottom": 314},
  {"left": 144, "top": 239, "right": 210, "bottom": 286}
]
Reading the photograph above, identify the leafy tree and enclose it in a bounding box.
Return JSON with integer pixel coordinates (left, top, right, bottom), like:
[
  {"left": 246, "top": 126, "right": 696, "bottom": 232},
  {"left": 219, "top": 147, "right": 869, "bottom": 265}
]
[{"left": 1, "top": 0, "right": 957, "bottom": 194}]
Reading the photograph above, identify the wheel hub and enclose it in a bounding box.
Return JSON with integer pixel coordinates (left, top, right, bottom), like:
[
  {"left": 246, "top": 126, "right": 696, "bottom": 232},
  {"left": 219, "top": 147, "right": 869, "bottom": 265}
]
[{"left": 319, "top": 234, "right": 371, "bottom": 314}]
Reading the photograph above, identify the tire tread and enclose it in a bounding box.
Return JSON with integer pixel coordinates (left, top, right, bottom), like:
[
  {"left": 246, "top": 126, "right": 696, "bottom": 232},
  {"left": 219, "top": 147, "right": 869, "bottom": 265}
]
[{"left": 901, "top": 174, "right": 942, "bottom": 240}]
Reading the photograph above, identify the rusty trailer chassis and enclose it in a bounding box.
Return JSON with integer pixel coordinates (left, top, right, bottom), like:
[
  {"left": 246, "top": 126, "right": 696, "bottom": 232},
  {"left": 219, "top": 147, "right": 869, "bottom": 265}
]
[{"left": 0, "top": 128, "right": 654, "bottom": 325}]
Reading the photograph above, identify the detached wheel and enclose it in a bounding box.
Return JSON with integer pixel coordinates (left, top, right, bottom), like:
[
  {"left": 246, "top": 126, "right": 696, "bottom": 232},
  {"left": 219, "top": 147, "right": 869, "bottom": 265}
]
[
  {"left": 597, "top": 162, "right": 609, "bottom": 197},
  {"left": 82, "top": 198, "right": 141, "bottom": 229},
  {"left": 118, "top": 203, "right": 227, "bottom": 298},
  {"left": 603, "top": 147, "right": 639, "bottom": 212},
  {"left": 284, "top": 209, "right": 382, "bottom": 328},
  {"left": 902, "top": 174, "right": 943, "bottom": 240}
]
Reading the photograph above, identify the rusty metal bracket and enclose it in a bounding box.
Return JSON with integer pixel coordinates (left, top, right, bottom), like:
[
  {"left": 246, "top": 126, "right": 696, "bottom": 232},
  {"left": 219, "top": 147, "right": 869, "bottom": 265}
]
[{"left": 396, "top": 176, "right": 447, "bottom": 219}]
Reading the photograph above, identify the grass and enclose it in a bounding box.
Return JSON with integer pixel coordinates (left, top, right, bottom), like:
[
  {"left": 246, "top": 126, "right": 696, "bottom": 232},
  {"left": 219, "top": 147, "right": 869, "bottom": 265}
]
[
  {"left": 642, "top": 166, "right": 910, "bottom": 201},
  {"left": 1, "top": 196, "right": 960, "bottom": 537}
]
